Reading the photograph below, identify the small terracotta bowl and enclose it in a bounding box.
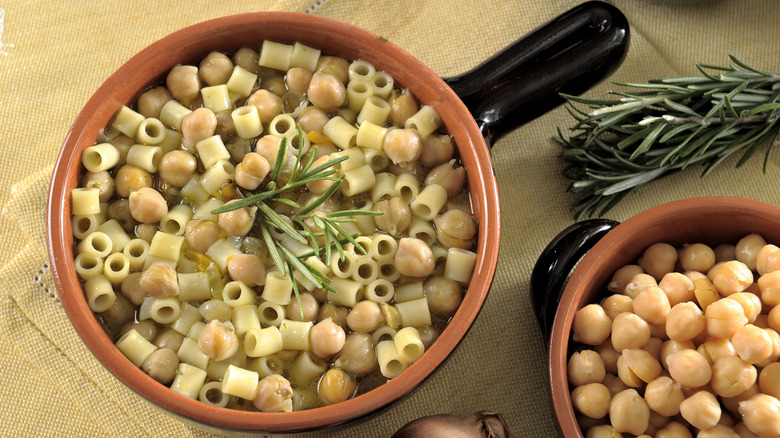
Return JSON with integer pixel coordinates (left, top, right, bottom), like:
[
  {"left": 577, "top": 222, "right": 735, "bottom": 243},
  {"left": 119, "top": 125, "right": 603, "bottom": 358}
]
[
  {"left": 535, "top": 196, "right": 780, "bottom": 437},
  {"left": 46, "top": 12, "right": 500, "bottom": 433}
]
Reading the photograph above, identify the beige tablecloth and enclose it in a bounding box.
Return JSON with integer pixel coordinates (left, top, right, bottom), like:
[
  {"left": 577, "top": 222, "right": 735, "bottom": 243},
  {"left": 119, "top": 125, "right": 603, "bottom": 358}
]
[{"left": 1, "top": 0, "right": 779, "bottom": 436}]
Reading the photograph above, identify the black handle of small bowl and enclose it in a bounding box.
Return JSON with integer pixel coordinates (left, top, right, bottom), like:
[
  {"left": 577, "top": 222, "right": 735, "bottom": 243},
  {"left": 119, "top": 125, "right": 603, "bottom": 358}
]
[
  {"left": 529, "top": 219, "right": 620, "bottom": 344},
  {"left": 443, "top": 1, "right": 630, "bottom": 147}
]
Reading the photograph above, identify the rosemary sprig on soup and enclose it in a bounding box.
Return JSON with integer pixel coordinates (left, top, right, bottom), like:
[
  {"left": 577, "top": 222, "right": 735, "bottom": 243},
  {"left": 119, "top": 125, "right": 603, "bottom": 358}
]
[{"left": 70, "top": 40, "right": 478, "bottom": 412}]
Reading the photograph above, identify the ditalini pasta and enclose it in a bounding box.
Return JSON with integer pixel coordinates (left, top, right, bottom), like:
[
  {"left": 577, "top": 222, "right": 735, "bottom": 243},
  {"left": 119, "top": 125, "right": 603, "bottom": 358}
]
[{"left": 72, "top": 40, "right": 477, "bottom": 412}]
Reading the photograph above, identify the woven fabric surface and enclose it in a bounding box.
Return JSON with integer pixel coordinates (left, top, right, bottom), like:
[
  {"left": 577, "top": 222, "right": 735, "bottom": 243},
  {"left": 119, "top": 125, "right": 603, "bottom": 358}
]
[{"left": 1, "top": 0, "right": 779, "bottom": 436}]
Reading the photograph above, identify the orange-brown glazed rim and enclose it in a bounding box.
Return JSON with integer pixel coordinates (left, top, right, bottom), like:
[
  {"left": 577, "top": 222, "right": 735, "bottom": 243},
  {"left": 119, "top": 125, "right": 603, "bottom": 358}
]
[
  {"left": 549, "top": 196, "right": 780, "bottom": 437},
  {"left": 46, "top": 12, "right": 500, "bottom": 433}
]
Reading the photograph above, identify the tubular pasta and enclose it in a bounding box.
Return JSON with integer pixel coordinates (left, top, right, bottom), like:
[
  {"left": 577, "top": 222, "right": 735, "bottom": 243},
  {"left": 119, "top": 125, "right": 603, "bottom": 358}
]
[
  {"left": 329, "top": 250, "right": 356, "bottom": 279},
  {"left": 377, "top": 259, "right": 401, "bottom": 283},
  {"left": 348, "top": 60, "right": 376, "bottom": 83},
  {"left": 369, "top": 233, "right": 398, "bottom": 262},
  {"left": 222, "top": 364, "right": 259, "bottom": 400},
  {"left": 394, "top": 281, "right": 424, "bottom": 303},
  {"left": 395, "top": 297, "right": 432, "bottom": 327},
  {"left": 96, "top": 219, "right": 131, "bottom": 253},
  {"left": 232, "top": 105, "right": 263, "bottom": 139},
  {"left": 222, "top": 280, "right": 257, "bottom": 307},
  {"left": 103, "top": 252, "right": 130, "bottom": 285},
  {"left": 148, "top": 231, "right": 185, "bottom": 264},
  {"left": 177, "top": 337, "right": 210, "bottom": 370},
  {"left": 136, "top": 118, "right": 166, "bottom": 145},
  {"left": 444, "top": 248, "right": 477, "bottom": 283},
  {"left": 177, "top": 272, "right": 211, "bottom": 301},
  {"left": 171, "top": 363, "right": 207, "bottom": 399},
  {"left": 290, "top": 352, "right": 326, "bottom": 385},
  {"left": 199, "top": 160, "right": 235, "bottom": 196},
  {"left": 74, "top": 252, "right": 103, "bottom": 280},
  {"left": 159, "top": 99, "right": 192, "bottom": 132},
  {"left": 352, "top": 256, "right": 379, "bottom": 285},
  {"left": 404, "top": 105, "right": 441, "bottom": 138},
  {"left": 126, "top": 144, "right": 163, "bottom": 173},
  {"left": 408, "top": 217, "right": 436, "bottom": 246},
  {"left": 171, "top": 303, "right": 202, "bottom": 336},
  {"left": 259, "top": 40, "right": 293, "bottom": 71},
  {"left": 261, "top": 270, "right": 293, "bottom": 305},
  {"left": 111, "top": 105, "right": 145, "bottom": 138},
  {"left": 244, "top": 326, "right": 284, "bottom": 357},
  {"left": 160, "top": 204, "right": 193, "bottom": 236},
  {"left": 71, "top": 187, "right": 101, "bottom": 216},
  {"left": 323, "top": 116, "right": 358, "bottom": 149},
  {"left": 122, "top": 238, "right": 150, "bottom": 271},
  {"left": 149, "top": 297, "right": 182, "bottom": 325},
  {"left": 410, "top": 184, "right": 448, "bottom": 221},
  {"left": 370, "top": 71, "right": 394, "bottom": 99},
  {"left": 72, "top": 214, "right": 101, "bottom": 240},
  {"left": 279, "top": 319, "right": 313, "bottom": 351},
  {"left": 365, "top": 278, "right": 394, "bottom": 303},
  {"left": 84, "top": 275, "right": 116, "bottom": 312},
  {"left": 356, "top": 95, "right": 391, "bottom": 126},
  {"left": 201, "top": 84, "right": 232, "bottom": 112},
  {"left": 341, "top": 164, "right": 376, "bottom": 197},
  {"left": 363, "top": 148, "right": 389, "bottom": 173},
  {"left": 347, "top": 79, "right": 373, "bottom": 112},
  {"left": 290, "top": 42, "right": 320, "bottom": 71},
  {"left": 248, "top": 354, "right": 285, "bottom": 379},
  {"left": 226, "top": 65, "right": 258, "bottom": 98},
  {"left": 394, "top": 326, "right": 424, "bottom": 364},
  {"left": 356, "top": 121, "right": 388, "bottom": 151},
  {"left": 199, "top": 381, "right": 230, "bottom": 408},
  {"left": 77, "top": 231, "right": 113, "bottom": 258},
  {"left": 257, "top": 301, "right": 286, "bottom": 327},
  {"left": 372, "top": 325, "right": 397, "bottom": 345},
  {"left": 376, "top": 340, "right": 406, "bottom": 379},
  {"left": 82, "top": 143, "right": 120, "bottom": 173},
  {"left": 205, "top": 238, "right": 241, "bottom": 272},
  {"left": 326, "top": 278, "right": 363, "bottom": 308},
  {"left": 195, "top": 135, "right": 231, "bottom": 169},
  {"left": 394, "top": 172, "right": 420, "bottom": 204},
  {"left": 232, "top": 304, "right": 261, "bottom": 336},
  {"left": 116, "top": 328, "right": 157, "bottom": 367}
]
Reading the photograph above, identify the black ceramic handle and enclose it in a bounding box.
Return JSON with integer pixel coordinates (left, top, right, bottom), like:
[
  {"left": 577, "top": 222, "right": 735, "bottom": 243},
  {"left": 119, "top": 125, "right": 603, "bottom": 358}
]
[
  {"left": 443, "top": 1, "right": 630, "bottom": 147},
  {"left": 529, "top": 219, "right": 620, "bottom": 344}
]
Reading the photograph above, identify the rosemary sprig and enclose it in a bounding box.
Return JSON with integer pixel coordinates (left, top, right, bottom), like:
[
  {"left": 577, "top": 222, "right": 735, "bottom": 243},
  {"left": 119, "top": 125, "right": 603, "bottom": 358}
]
[
  {"left": 211, "top": 126, "right": 382, "bottom": 295},
  {"left": 555, "top": 55, "right": 780, "bottom": 220}
]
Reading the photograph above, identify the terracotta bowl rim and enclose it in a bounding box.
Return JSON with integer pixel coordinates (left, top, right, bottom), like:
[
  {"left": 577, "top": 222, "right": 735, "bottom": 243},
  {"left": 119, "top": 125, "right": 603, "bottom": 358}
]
[
  {"left": 46, "top": 11, "right": 501, "bottom": 433},
  {"left": 548, "top": 196, "right": 780, "bottom": 437}
]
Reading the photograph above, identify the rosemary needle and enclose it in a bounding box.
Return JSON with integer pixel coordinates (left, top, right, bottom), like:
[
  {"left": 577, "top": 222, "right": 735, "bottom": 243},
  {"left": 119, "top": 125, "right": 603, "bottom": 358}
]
[{"left": 555, "top": 55, "right": 780, "bottom": 220}]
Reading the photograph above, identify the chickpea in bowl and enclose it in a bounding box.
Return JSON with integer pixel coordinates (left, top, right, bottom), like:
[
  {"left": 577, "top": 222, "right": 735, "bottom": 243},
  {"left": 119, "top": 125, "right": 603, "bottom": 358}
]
[{"left": 536, "top": 197, "right": 780, "bottom": 437}]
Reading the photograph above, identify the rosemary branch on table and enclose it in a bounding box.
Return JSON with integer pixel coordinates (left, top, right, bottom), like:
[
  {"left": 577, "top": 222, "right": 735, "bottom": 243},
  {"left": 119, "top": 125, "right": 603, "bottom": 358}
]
[
  {"left": 555, "top": 55, "right": 780, "bottom": 220},
  {"left": 211, "top": 126, "right": 382, "bottom": 296}
]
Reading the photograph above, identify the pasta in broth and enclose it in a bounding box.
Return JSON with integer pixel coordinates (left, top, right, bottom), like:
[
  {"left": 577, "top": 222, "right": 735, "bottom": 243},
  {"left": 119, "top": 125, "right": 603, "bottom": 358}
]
[{"left": 71, "top": 40, "right": 478, "bottom": 412}]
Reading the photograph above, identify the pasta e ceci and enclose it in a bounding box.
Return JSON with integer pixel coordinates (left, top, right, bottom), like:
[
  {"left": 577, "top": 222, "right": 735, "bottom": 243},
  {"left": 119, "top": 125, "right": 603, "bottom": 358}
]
[{"left": 70, "top": 40, "right": 479, "bottom": 412}]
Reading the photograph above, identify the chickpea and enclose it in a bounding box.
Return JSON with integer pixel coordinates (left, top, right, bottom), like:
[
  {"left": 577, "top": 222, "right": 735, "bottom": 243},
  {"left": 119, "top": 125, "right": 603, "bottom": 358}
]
[
  {"left": 285, "top": 67, "right": 313, "bottom": 95},
  {"left": 568, "top": 350, "right": 606, "bottom": 387},
  {"left": 254, "top": 134, "right": 287, "bottom": 168},
  {"left": 757, "top": 271, "right": 780, "bottom": 306},
  {"left": 660, "top": 339, "right": 695, "bottom": 367},
  {"left": 315, "top": 55, "right": 349, "bottom": 83},
  {"left": 424, "top": 160, "right": 466, "bottom": 198},
  {"left": 231, "top": 152, "right": 270, "bottom": 191},
  {"left": 679, "top": 390, "right": 721, "bottom": 430},
  {"left": 679, "top": 243, "right": 716, "bottom": 273},
  {"left": 572, "top": 304, "right": 612, "bottom": 346},
  {"left": 655, "top": 421, "right": 692, "bottom": 438},
  {"left": 601, "top": 373, "right": 628, "bottom": 397},
  {"left": 735, "top": 233, "right": 767, "bottom": 271},
  {"left": 658, "top": 272, "right": 695, "bottom": 306},
  {"left": 388, "top": 90, "right": 418, "bottom": 127},
  {"left": 710, "top": 355, "right": 757, "bottom": 398},
  {"left": 199, "top": 319, "right": 239, "bottom": 361},
  {"left": 383, "top": 128, "right": 422, "bottom": 166},
  {"left": 346, "top": 300, "right": 385, "bottom": 333},
  {"left": 136, "top": 86, "right": 173, "bottom": 118},
  {"left": 644, "top": 376, "right": 684, "bottom": 417},
  {"left": 99, "top": 292, "right": 135, "bottom": 333},
  {"left": 732, "top": 422, "right": 761, "bottom": 438},
  {"left": 297, "top": 106, "right": 331, "bottom": 134},
  {"left": 185, "top": 219, "right": 223, "bottom": 254},
  {"left": 232, "top": 47, "right": 261, "bottom": 73},
  {"left": 119, "top": 272, "right": 145, "bottom": 305},
  {"left": 153, "top": 329, "right": 184, "bottom": 351},
  {"left": 698, "top": 337, "right": 736, "bottom": 365},
  {"left": 247, "top": 89, "right": 283, "bottom": 124},
  {"left": 738, "top": 393, "right": 780, "bottom": 438},
  {"left": 433, "top": 209, "right": 477, "bottom": 250},
  {"left": 217, "top": 200, "right": 256, "bottom": 237},
  {"left": 732, "top": 324, "right": 773, "bottom": 364},
  {"left": 697, "top": 424, "right": 740, "bottom": 438},
  {"left": 423, "top": 275, "right": 463, "bottom": 317},
  {"left": 128, "top": 187, "right": 168, "bottom": 224},
  {"left": 135, "top": 223, "right": 157, "bottom": 242},
  {"left": 309, "top": 318, "right": 346, "bottom": 359},
  {"left": 728, "top": 291, "right": 762, "bottom": 323},
  {"left": 607, "top": 265, "right": 644, "bottom": 294},
  {"left": 611, "top": 312, "right": 651, "bottom": 352},
  {"left": 638, "top": 243, "right": 678, "bottom": 281},
  {"left": 181, "top": 107, "right": 217, "bottom": 149},
  {"left": 758, "top": 362, "right": 780, "bottom": 399},
  {"left": 632, "top": 286, "right": 670, "bottom": 326},
  {"left": 712, "top": 260, "right": 753, "bottom": 296},
  {"left": 157, "top": 150, "right": 197, "bottom": 188},
  {"left": 115, "top": 164, "right": 152, "bottom": 197},
  {"left": 584, "top": 425, "right": 621, "bottom": 438},
  {"left": 601, "top": 294, "right": 633, "bottom": 319},
  {"left": 617, "top": 349, "right": 661, "bottom": 386},
  {"left": 141, "top": 347, "right": 179, "bottom": 384},
  {"left": 756, "top": 244, "right": 780, "bottom": 275},
  {"left": 571, "top": 383, "right": 611, "bottom": 419},
  {"left": 644, "top": 337, "right": 664, "bottom": 363},
  {"left": 226, "top": 253, "right": 266, "bottom": 287},
  {"left": 319, "top": 303, "right": 349, "bottom": 329},
  {"left": 262, "top": 74, "right": 286, "bottom": 96},
  {"left": 140, "top": 262, "right": 179, "bottom": 298},
  {"left": 666, "top": 301, "right": 705, "bottom": 342},
  {"left": 623, "top": 273, "right": 657, "bottom": 299},
  {"left": 107, "top": 199, "right": 136, "bottom": 232},
  {"left": 198, "top": 51, "right": 233, "bottom": 86},
  {"left": 609, "top": 388, "right": 650, "bottom": 435},
  {"left": 706, "top": 298, "right": 748, "bottom": 339},
  {"left": 333, "top": 333, "right": 376, "bottom": 377},
  {"left": 286, "top": 292, "right": 319, "bottom": 323},
  {"left": 82, "top": 170, "right": 115, "bottom": 203},
  {"left": 120, "top": 320, "right": 158, "bottom": 342},
  {"left": 318, "top": 368, "right": 357, "bottom": 406},
  {"left": 415, "top": 134, "right": 454, "bottom": 169},
  {"left": 394, "top": 237, "right": 435, "bottom": 277},
  {"left": 253, "top": 374, "right": 294, "bottom": 412},
  {"left": 685, "top": 270, "right": 707, "bottom": 282},
  {"left": 307, "top": 72, "right": 346, "bottom": 113},
  {"left": 666, "top": 349, "right": 712, "bottom": 388},
  {"left": 166, "top": 64, "right": 201, "bottom": 105},
  {"left": 595, "top": 341, "right": 620, "bottom": 375},
  {"left": 373, "top": 197, "right": 412, "bottom": 236},
  {"left": 770, "top": 305, "right": 780, "bottom": 332}
]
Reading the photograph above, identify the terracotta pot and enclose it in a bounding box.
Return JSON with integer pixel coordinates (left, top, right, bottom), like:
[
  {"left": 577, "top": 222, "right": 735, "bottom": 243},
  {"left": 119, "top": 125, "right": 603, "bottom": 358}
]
[
  {"left": 532, "top": 196, "right": 780, "bottom": 437},
  {"left": 47, "top": 3, "right": 628, "bottom": 433}
]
